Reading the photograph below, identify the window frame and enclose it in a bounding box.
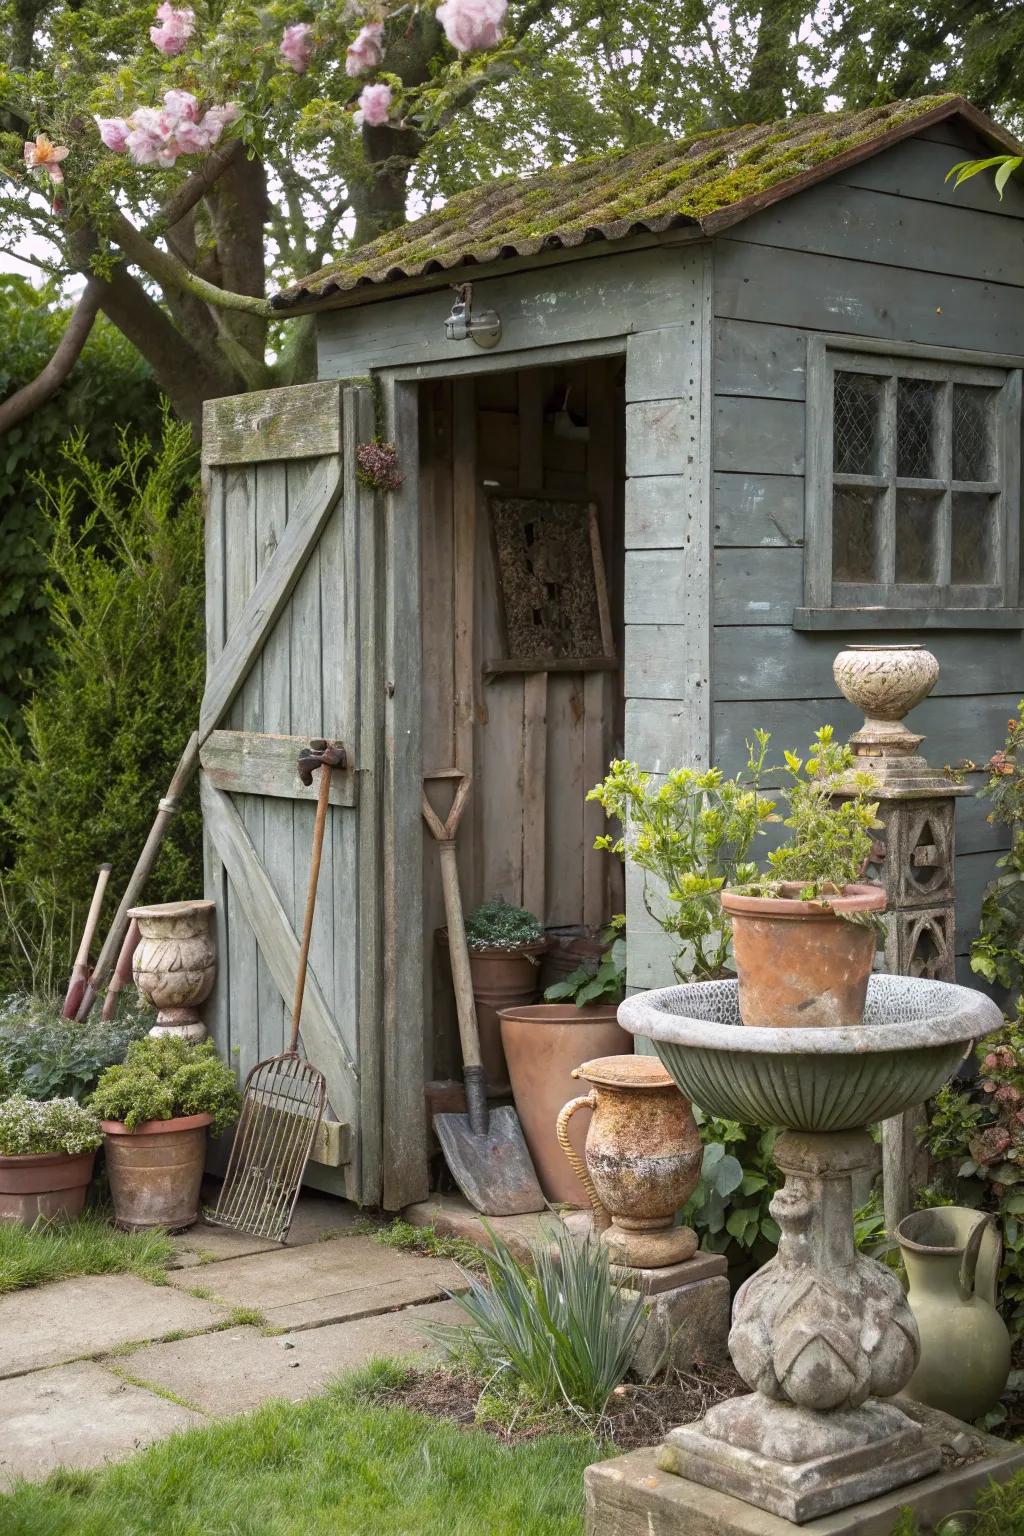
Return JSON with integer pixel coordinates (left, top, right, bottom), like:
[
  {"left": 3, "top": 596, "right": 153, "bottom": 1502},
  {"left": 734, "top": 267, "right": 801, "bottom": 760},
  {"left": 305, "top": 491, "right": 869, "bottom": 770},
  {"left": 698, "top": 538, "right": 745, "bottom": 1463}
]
[{"left": 797, "top": 335, "right": 1023, "bottom": 631}]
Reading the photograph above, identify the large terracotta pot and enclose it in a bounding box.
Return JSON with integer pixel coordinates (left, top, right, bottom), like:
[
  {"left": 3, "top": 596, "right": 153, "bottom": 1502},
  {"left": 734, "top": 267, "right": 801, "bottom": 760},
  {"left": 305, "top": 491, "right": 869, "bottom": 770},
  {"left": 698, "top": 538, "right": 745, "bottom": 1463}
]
[
  {"left": 439, "top": 931, "right": 548, "bottom": 1095},
  {"left": 0, "top": 1149, "right": 97, "bottom": 1224},
  {"left": 557, "top": 1054, "right": 703, "bottom": 1267},
  {"left": 129, "top": 899, "right": 216, "bottom": 1042},
  {"left": 720, "top": 883, "right": 886, "bottom": 1029},
  {"left": 498, "top": 1003, "right": 630, "bottom": 1205},
  {"left": 102, "top": 1113, "right": 211, "bottom": 1231}
]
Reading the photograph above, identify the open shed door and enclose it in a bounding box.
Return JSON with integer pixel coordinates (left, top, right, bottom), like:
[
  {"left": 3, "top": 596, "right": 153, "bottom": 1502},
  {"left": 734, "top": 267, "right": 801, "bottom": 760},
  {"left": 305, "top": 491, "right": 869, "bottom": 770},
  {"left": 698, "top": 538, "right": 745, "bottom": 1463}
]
[{"left": 199, "top": 380, "right": 390, "bottom": 1205}]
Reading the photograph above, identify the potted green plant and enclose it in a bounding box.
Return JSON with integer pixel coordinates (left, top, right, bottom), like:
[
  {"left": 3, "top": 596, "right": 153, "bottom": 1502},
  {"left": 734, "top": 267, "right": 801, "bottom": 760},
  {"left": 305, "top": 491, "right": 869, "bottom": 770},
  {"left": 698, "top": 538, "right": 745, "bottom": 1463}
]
[
  {"left": 0, "top": 1093, "right": 102, "bottom": 1223},
  {"left": 90, "top": 1035, "right": 241, "bottom": 1231},
  {"left": 498, "top": 921, "right": 631, "bottom": 1204},
  {"left": 441, "top": 897, "right": 549, "bottom": 1095},
  {"left": 720, "top": 727, "right": 885, "bottom": 1029}
]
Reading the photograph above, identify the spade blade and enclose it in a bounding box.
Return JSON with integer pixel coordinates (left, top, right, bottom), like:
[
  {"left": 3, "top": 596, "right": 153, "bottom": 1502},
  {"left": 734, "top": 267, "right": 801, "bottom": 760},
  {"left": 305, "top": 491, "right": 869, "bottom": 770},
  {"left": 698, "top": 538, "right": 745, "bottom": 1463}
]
[{"left": 434, "top": 1105, "right": 546, "bottom": 1216}]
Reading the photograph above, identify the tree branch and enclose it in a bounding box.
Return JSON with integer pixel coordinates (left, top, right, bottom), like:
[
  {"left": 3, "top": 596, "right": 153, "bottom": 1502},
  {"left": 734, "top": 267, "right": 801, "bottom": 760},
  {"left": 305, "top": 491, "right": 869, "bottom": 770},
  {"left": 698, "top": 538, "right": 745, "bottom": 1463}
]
[
  {"left": 109, "top": 209, "right": 274, "bottom": 318},
  {"left": 0, "top": 279, "right": 103, "bottom": 434},
  {"left": 152, "top": 137, "right": 244, "bottom": 235}
]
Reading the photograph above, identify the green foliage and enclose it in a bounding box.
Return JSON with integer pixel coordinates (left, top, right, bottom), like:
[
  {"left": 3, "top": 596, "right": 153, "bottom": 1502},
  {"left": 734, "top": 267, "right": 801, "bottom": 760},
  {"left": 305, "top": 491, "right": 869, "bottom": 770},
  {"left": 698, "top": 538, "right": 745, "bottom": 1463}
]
[
  {"left": 543, "top": 918, "right": 626, "bottom": 1007},
  {"left": 756, "top": 727, "right": 881, "bottom": 899},
  {"left": 434, "top": 1224, "right": 647, "bottom": 1420},
  {"left": 947, "top": 153, "right": 1024, "bottom": 201},
  {"left": 0, "top": 411, "right": 204, "bottom": 994},
  {"left": 970, "top": 703, "right": 1024, "bottom": 1004},
  {"left": 892, "top": 1470, "right": 1024, "bottom": 1533},
  {"left": 0, "top": 1092, "right": 102, "bottom": 1156},
  {"left": 365, "top": 1217, "right": 486, "bottom": 1270},
  {"left": 0, "top": 278, "right": 162, "bottom": 731},
  {"left": 683, "top": 1113, "right": 781, "bottom": 1265},
  {"left": 589, "top": 735, "right": 775, "bottom": 982},
  {"left": 464, "top": 897, "right": 545, "bottom": 953},
  {"left": 90, "top": 1036, "right": 241, "bottom": 1136},
  {"left": 0, "top": 994, "right": 151, "bottom": 1102},
  {"left": 0, "top": 1210, "right": 173, "bottom": 1295}
]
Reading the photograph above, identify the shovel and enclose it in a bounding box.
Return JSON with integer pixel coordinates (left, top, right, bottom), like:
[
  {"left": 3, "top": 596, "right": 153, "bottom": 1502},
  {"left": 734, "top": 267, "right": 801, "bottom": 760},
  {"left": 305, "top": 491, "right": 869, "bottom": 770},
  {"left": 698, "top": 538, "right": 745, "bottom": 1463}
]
[{"left": 422, "top": 771, "right": 545, "bottom": 1217}]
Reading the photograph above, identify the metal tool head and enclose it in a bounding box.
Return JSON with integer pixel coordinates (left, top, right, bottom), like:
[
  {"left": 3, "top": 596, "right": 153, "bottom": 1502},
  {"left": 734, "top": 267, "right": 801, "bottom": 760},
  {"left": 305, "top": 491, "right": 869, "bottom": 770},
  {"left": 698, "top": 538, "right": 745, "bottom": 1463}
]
[{"left": 433, "top": 1104, "right": 546, "bottom": 1216}]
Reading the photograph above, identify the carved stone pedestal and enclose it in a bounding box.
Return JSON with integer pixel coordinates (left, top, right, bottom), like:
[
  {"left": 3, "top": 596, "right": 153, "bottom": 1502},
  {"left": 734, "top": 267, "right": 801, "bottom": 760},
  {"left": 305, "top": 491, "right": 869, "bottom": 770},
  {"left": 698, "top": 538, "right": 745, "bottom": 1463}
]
[{"left": 655, "top": 1131, "right": 938, "bottom": 1524}]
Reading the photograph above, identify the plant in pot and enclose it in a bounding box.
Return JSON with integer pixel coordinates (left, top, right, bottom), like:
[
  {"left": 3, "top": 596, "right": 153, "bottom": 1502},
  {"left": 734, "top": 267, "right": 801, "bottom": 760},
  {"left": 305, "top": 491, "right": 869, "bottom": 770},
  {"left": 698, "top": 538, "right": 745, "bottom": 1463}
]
[
  {"left": 447, "top": 897, "right": 549, "bottom": 1096},
  {"left": 90, "top": 1035, "right": 241, "bottom": 1231},
  {"left": 721, "top": 726, "right": 885, "bottom": 1029},
  {"left": 499, "top": 920, "right": 631, "bottom": 1206},
  {"left": 0, "top": 1094, "right": 103, "bottom": 1223}
]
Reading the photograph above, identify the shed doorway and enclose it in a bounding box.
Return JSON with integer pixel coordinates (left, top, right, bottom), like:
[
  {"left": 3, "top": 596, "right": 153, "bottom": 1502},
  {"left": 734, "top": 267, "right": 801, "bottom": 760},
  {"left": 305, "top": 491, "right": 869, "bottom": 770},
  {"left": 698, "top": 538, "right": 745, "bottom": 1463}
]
[{"left": 418, "top": 357, "right": 627, "bottom": 1082}]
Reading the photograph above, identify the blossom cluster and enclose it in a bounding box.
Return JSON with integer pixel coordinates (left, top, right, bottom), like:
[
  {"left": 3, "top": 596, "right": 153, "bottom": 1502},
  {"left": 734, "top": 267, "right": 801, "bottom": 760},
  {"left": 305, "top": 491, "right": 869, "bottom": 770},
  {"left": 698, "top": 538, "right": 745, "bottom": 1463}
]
[
  {"left": 97, "top": 91, "right": 239, "bottom": 168},
  {"left": 436, "top": 0, "right": 507, "bottom": 53},
  {"left": 150, "top": 2, "right": 195, "bottom": 56},
  {"left": 0, "top": 1093, "right": 102, "bottom": 1158}
]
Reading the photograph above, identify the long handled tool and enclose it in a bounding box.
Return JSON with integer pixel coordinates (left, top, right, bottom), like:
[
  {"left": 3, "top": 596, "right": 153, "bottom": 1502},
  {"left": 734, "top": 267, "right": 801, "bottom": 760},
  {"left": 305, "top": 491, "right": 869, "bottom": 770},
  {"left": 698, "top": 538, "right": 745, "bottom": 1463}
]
[
  {"left": 208, "top": 741, "right": 341, "bottom": 1243},
  {"left": 100, "top": 919, "right": 141, "bottom": 1022},
  {"left": 423, "top": 771, "right": 545, "bottom": 1216},
  {"left": 62, "top": 864, "right": 112, "bottom": 1019}
]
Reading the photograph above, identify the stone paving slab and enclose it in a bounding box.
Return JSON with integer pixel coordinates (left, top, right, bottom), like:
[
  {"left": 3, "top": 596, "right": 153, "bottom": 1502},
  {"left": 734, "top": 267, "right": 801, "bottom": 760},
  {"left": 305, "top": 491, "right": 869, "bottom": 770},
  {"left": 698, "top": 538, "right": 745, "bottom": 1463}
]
[
  {"left": 0, "top": 1361, "right": 204, "bottom": 1488},
  {"left": 405, "top": 1194, "right": 592, "bottom": 1263},
  {"left": 123, "top": 1298, "right": 464, "bottom": 1414},
  {"left": 0, "top": 1274, "right": 229, "bottom": 1380},
  {"left": 170, "top": 1193, "right": 365, "bottom": 1268},
  {"left": 167, "top": 1234, "right": 464, "bottom": 1328}
]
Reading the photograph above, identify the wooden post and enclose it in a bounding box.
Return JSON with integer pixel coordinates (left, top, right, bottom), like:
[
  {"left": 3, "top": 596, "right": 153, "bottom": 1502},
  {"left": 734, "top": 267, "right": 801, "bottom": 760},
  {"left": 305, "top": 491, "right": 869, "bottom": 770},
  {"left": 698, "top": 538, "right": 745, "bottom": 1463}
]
[{"left": 518, "top": 369, "right": 548, "bottom": 923}]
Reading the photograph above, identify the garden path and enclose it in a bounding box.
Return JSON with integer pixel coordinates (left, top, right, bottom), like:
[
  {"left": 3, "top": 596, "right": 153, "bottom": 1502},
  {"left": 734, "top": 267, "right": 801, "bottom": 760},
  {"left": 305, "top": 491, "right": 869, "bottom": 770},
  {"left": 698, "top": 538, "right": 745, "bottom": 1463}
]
[{"left": 0, "top": 1194, "right": 466, "bottom": 1487}]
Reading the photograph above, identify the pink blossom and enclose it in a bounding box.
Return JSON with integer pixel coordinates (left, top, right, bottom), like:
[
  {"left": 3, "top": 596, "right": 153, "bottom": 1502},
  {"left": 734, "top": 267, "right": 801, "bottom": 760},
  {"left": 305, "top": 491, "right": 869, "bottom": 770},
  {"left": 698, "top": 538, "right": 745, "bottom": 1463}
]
[
  {"left": 353, "top": 82, "right": 392, "bottom": 127},
  {"left": 150, "top": 2, "right": 195, "bottom": 56},
  {"left": 97, "top": 117, "right": 131, "bottom": 153},
  {"left": 280, "top": 22, "right": 313, "bottom": 73},
  {"left": 345, "top": 21, "right": 383, "bottom": 76},
  {"left": 23, "top": 134, "right": 69, "bottom": 184},
  {"left": 435, "top": 0, "right": 506, "bottom": 53},
  {"left": 122, "top": 94, "right": 239, "bottom": 168}
]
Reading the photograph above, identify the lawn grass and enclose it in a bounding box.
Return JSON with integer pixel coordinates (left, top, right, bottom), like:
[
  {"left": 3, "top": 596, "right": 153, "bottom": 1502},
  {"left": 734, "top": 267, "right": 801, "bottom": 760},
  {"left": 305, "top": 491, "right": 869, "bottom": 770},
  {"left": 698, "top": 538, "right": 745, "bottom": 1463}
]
[
  {"left": 0, "top": 1365, "right": 605, "bottom": 1535},
  {"left": 0, "top": 1212, "right": 173, "bottom": 1294}
]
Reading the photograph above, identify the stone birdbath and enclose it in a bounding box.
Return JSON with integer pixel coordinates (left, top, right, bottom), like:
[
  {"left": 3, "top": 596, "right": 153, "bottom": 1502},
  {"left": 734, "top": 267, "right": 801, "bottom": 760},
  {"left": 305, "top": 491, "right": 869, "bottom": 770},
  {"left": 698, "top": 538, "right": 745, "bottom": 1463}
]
[{"left": 618, "top": 974, "right": 1001, "bottom": 1525}]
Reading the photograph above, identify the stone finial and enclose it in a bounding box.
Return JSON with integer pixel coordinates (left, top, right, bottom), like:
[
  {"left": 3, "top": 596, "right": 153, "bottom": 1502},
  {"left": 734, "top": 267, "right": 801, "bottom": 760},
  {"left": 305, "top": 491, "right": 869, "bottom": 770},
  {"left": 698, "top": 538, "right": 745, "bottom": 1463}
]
[{"left": 833, "top": 642, "right": 959, "bottom": 793}]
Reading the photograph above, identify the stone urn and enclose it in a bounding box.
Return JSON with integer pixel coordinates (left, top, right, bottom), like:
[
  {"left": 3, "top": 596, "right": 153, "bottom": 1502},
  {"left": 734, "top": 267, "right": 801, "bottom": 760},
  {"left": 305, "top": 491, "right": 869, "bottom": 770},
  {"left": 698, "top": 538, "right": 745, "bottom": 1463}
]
[
  {"left": 129, "top": 899, "right": 216, "bottom": 1041},
  {"left": 556, "top": 1054, "right": 702, "bottom": 1268},
  {"left": 833, "top": 642, "right": 941, "bottom": 788}
]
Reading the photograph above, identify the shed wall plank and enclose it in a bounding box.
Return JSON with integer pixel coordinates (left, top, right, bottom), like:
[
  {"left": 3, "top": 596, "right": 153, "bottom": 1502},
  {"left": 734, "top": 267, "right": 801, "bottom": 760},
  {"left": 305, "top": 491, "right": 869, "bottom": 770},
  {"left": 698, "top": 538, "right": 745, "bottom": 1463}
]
[
  {"left": 839, "top": 137, "right": 1024, "bottom": 219},
  {"left": 714, "top": 473, "right": 804, "bottom": 547},
  {"left": 714, "top": 396, "right": 805, "bottom": 475}
]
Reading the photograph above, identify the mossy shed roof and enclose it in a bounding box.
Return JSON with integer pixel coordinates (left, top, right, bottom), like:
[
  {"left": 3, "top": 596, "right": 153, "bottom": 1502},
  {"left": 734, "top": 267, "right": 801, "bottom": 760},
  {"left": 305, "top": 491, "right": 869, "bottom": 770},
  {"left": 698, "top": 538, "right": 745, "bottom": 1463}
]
[{"left": 274, "top": 96, "right": 1015, "bottom": 312}]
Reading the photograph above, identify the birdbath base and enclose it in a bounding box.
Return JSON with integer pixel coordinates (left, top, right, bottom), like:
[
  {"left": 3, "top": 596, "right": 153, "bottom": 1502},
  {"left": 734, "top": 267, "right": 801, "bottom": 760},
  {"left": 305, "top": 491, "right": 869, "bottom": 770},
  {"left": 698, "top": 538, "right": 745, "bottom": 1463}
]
[{"left": 656, "top": 1128, "right": 942, "bottom": 1524}]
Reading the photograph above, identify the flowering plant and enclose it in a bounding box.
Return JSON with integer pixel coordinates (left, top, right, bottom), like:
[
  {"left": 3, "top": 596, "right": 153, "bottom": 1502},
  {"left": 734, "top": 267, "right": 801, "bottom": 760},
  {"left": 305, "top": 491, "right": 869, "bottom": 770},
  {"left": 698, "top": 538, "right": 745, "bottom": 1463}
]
[
  {"left": 0, "top": 1093, "right": 103, "bottom": 1157},
  {"left": 356, "top": 439, "right": 404, "bottom": 493}
]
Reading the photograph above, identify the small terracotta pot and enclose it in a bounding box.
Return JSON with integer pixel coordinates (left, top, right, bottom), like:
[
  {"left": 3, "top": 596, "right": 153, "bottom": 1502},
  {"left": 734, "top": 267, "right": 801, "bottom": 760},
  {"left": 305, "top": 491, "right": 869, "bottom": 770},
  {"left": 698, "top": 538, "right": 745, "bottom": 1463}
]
[
  {"left": 557, "top": 1055, "right": 702, "bottom": 1268},
  {"left": 102, "top": 1113, "right": 211, "bottom": 1232},
  {"left": 0, "top": 1150, "right": 97, "bottom": 1225},
  {"left": 498, "top": 1003, "right": 631, "bottom": 1205},
  {"left": 720, "top": 883, "right": 886, "bottom": 1029},
  {"left": 438, "top": 931, "right": 548, "bottom": 1095},
  {"left": 538, "top": 927, "right": 603, "bottom": 994}
]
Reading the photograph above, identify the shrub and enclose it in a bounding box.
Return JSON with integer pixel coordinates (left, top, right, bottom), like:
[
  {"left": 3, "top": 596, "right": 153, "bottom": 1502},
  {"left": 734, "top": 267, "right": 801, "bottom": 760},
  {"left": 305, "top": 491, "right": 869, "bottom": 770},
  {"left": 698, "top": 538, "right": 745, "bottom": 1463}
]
[
  {"left": 90, "top": 1036, "right": 241, "bottom": 1136},
  {"left": 0, "top": 410, "right": 204, "bottom": 993},
  {"left": 464, "top": 897, "right": 545, "bottom": 952},
  {"left": 543, "top": 918, "right": 626, "bottom": 1007},
  {"left": 755, "top": 727, "right": 880, "bottom": 899},
  {"left": 0, "top": 1093, "right": 102, "bottom": 1157},
  {"left": 433, "top": 1224, "right": 647, "bottom": 1421},
  {"left": 682, "top": 1114, "right": 781, "bottom": 1267},
  {"left": 0, "top": 994, "right": 151, "bottom": 1101}
]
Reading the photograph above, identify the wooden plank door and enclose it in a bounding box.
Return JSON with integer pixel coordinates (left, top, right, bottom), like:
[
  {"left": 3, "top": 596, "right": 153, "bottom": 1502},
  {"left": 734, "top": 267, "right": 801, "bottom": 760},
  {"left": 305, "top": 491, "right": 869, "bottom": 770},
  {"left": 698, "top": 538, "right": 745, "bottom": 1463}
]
[{"left": 200, "top": 380, "right": 381, "bottom": 1205}]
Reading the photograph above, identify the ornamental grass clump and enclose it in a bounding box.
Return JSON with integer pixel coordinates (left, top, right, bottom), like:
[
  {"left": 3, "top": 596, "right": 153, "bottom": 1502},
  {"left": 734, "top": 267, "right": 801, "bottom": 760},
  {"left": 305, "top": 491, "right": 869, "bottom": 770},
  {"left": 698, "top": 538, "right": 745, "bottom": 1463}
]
[
  {"left": 464, "top": 897, "right": 545, "bottom": 953},
  {"left": 0, "top": 1093, "right": 102, "bottom": 1157},
  {"left": 90, "top": 1035, "right": 240, "bottom": 1134}
]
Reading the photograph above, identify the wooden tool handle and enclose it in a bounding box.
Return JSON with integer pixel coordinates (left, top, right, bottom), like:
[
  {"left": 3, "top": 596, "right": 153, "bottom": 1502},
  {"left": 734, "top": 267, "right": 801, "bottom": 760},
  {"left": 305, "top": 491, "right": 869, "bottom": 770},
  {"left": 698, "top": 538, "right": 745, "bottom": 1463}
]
[
  {"left": 438, "top": 840, "right": 482, "bottom": 1073},
  {"left": 74, "top": 865, "right": 112, "bottom": 970},
  {"left": 290, "top": 757, "right": 332, "bottom": 1053}
]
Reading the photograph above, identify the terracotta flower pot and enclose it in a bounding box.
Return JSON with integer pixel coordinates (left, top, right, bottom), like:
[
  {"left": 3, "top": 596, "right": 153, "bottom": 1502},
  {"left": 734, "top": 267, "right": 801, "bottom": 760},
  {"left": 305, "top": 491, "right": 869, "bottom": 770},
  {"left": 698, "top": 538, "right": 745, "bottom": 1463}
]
[
  {"left": 498, "top": 1002, "right": 631, "bottom": 1205},
  {"left": 102, "top": 1113, "right": 211, "bottom": 1232},
  {"left": 438, "top": 930, "right": 548, "bottom": 1095},
  {"left": 720, "top": 883, "right": 887, "bottom": 1029},
  {"left": 0, "top": 1149, "right": 97, "bottom": 1225}
]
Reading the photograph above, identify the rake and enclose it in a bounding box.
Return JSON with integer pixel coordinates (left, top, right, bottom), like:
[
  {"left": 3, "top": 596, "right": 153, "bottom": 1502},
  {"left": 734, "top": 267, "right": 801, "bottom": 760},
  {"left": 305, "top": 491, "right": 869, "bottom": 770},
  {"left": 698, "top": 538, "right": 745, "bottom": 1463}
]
[{"left": 208, "top": 741, "right": 343, "bottom": 1243}]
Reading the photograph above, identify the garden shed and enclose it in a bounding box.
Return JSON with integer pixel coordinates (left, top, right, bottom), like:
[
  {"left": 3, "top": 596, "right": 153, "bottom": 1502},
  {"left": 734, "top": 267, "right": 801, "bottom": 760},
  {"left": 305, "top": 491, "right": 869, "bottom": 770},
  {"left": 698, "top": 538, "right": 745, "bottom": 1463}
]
[{"left": 200, "top": 94, "right": 1024, "bottom": 1210}]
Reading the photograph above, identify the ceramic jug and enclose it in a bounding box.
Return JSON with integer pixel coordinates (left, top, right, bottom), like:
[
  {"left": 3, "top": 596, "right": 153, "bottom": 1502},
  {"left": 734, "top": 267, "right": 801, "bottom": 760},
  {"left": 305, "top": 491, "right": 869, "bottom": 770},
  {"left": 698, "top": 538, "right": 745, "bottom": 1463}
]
[{"left": 896, "top": 1206, "right": 1010, "bottom": 1423}]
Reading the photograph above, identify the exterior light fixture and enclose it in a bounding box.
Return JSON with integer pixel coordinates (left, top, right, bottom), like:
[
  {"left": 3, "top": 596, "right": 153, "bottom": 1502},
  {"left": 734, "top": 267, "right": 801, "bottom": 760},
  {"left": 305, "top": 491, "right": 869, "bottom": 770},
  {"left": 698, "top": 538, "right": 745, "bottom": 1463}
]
[{"left": 444, "top": 282, "right": 501, "bottom": 348}]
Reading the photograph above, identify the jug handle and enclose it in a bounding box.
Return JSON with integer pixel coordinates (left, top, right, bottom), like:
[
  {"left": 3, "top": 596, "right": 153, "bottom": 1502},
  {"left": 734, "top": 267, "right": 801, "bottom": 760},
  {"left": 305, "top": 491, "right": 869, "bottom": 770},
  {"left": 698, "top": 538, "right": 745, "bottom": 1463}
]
[
  {"left": 960, "top": 1214, "right": 992, "bottom": 1302},
  {"left": 556, "top": 1092, "right": 611, "bottom": 1232}
]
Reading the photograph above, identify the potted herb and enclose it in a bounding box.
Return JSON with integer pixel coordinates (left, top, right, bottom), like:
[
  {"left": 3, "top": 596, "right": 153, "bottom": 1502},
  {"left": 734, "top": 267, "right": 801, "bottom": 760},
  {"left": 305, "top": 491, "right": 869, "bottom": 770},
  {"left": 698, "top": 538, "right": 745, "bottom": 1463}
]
[
  {"left": 721, "top": 727, "right": 885, "bottom": 1029},
  {"left": 90, "top": 1035, "right": 241, "bottom": 1231},
  {"left": 0, "top": 1093, "right": 102, "bottom": 1224},
  {"left": 498, "top": 922, "right": 631, "bottom": 1205},
  {"left": 441, "top": 897, "right": 549, "bottom": 1095}
]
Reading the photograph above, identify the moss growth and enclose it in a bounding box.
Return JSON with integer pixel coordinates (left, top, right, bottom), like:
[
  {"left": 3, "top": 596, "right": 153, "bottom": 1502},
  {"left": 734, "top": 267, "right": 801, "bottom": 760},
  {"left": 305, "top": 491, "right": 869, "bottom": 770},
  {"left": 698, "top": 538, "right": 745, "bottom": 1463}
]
[{"left": 280, "top": 96, "right": 966, "bottom": 303}]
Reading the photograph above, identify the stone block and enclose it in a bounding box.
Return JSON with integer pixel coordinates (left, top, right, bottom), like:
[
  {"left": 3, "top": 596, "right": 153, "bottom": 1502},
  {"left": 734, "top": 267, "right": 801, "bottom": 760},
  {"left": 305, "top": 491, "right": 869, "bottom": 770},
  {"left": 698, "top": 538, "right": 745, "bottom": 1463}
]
[
  {"left": 630, "top": 1273, "right": 731, "bottom": 1379},
  {"left": 613, "top": 1250, "right": 728, "bottom": 1295}
]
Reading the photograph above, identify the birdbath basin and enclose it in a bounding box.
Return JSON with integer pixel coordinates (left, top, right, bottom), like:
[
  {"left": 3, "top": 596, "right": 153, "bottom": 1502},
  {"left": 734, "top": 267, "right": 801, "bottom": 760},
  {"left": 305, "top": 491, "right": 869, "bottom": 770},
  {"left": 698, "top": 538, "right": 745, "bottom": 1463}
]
[{"left": 617, "top": 975, "right": 1002, "bottom": 1525}]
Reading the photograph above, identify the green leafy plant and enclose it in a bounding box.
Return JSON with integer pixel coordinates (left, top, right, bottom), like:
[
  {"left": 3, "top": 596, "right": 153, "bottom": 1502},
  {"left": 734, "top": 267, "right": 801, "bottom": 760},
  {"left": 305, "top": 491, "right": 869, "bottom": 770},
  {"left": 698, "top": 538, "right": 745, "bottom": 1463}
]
[
  {"left": 433, "top": 1223, "right": 647, "bottom": 1420},
  {"left": 0, "top": 995, "right": 151, "bottom": 1102},
  {"left": 464, "top": 897, "right": 545, "bottom": 953},
  {"left": 543, "top": 919, "right": 626, "bottom": 1007},
  {"left": 0, "top": 1093, "right": 102, "bottom": 1157},
  {"left": 682, "top": 1113, "right": 781, "bottom": 1265},
  {"left": 90, "top": 1036, "right": 241, "bottom": 1136},
  {"left": 970, "top": 703, "right": 1024, "bottom": 1003},
  {"left": 589, "top": 735, "right": 775, "bottom": 981}
]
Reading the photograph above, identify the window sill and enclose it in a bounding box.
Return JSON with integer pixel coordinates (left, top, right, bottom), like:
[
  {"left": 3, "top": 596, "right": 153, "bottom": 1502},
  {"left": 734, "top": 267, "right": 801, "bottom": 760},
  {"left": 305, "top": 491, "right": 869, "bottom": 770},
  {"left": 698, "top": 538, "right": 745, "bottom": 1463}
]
[{"left": 793, "top": 607, "right": 1024, "bottom": 631}]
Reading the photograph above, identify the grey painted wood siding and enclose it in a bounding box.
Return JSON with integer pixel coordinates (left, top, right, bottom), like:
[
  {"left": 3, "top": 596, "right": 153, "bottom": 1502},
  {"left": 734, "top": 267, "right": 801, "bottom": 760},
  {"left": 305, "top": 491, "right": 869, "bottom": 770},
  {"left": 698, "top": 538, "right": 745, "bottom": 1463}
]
[{"left": 705, "top": 125, "right": 1024, "bottom": 959}]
